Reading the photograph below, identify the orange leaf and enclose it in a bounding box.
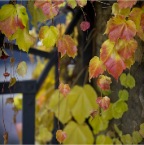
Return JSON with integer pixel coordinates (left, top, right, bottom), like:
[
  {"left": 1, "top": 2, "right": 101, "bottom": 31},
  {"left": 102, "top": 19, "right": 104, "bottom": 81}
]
[
  {"left": 117, "top": 0, "right": 137, "bottom": 9},
  {"left": 57, "top": 35, "right": 77, "bottom": 58},
  {"left": 96, "top": 96, "right": 110, "bottom": 110},
  {"left": 59, "top": 83, "right": 70, "bottom": 97},
  {"left": 56, "top": 130, "right": 67, "bottom": 144},
  {"left": 97, "top": 75, "right": 112, "bottom": 91},
  {"left": 100, "top": 40, "right": 126, "bottom": 79},
  {"left": 105, "top": 15, "right": 136, "bottom": 41},
  {"left": 89, "top": 56, "right": 105, "bottom": 80}
]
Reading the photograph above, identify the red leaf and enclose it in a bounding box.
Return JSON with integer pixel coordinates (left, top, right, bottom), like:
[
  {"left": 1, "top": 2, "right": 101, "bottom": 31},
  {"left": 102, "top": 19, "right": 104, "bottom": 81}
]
[
  {"left": 117, "top": 0, "right": 137, "bottom": 9},
  {"left": 59, "top": 83, "right": 70, "bottom": 97},
  {"left": 105, "top": 15, "right": 136, "bottom": 41},
  {"left": 89, "top": 56, "right": 105, "bottom": 80},
  {"left": 57, "top": 35, "right": 77, "bottom": 58},
  {"left": 100, "top": 40, "right": 126, "bottom": 80},
  {"left": 97, "top": 75, "right": 112, "bottom": 91},
  {"left": 3, "top": 72, "right": 10, "bottom": 77},
  {"left": 96, "top": 96, "right": 110, "bottom": 110},
  {"left": 56, "top": 130, "right": 67, "bottom": 144},
  {"left": 80, "top": 21, "right": 90, "bottom": 31},
  {"left": 0, "top": 49, "right": 9, "bottom": 60}
]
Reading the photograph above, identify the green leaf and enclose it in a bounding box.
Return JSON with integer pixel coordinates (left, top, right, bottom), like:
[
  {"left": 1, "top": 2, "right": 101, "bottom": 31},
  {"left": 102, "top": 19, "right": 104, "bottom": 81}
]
[
  {"left": 132, "top": 131, "right": 142, "bottom": 144},
  {"left": 112, "top": 100, "right": 128, "bottom": 119},
  {"left": 16, "top": 4, "right": 28, "bottom": 28},
  {"left": 96, "top": 135, "right": 113, "bottom": 144},
  {"left": 89, "top": 114, "right": 109, "bottom": 134},
  {"left": 0, "top": 4, "right": 16, "bottom": 21},
  {"left": 9, "top": 77, "right": 16, "bottom": 88},
  {"left": 114, "top": 124, "right": 122, "bottom": 137},
  {"left": 118, "top": 89, "right": 129, "bottom": 101},
  {"left": 121, "top": 134, "right": 133, "bottom": 144},
  {"left": 66, "top": 0, "right": 77, "bottom": 9},
  {"left": 68, "top": 85, "right": 98, "bottom": 124},
  {"left": 39, "top": 26, "right": 59, "bottom": 48},
  {"left": 63, "top": 121, "right": 94, "bottom": 144},
  {"left": 120, "top": 73, "right": 135, "bottom": 89},
  {"left": 101, "top": 104, "right": 113, "bottom": 120},
  {"left": 139, "top": 123, "right": 144, "bottom": 138},
  {"left": 113, "top": 138, "right": 122, "bottom": 145},
  {"left": 126, "top": 73, "right": 135, "bottom": 89},
  {"left": 48, "top": 90, "right": 72, "bottom": 124}
]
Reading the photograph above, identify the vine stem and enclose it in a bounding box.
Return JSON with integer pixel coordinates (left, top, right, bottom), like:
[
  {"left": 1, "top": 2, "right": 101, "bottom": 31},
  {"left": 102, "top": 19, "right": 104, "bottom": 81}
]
[{"left": 2, "top": 96, "right": 6, "bottom": 132}]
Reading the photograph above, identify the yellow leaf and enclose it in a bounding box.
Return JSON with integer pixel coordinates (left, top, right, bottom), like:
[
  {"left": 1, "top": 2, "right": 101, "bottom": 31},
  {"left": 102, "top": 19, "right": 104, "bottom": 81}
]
[
  {"left": 63, "top": 121, "right": 94, "bottom": 144},
  {"left": 9, "top": 77, "right": 16, "bottom": 88},
  {"left": 16, "top": 61, "right": 27, "bottom": 77}
]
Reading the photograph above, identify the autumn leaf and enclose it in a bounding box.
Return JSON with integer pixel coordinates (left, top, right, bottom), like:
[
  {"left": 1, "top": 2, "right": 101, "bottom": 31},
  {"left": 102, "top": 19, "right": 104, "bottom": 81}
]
[
  {"left": 96, "top": 96, "right": 110, "bottom": 110},
  {"left": 0, "top": 49, "right": 9, "bottom": 60},
  {"left": 97, "top": 75, "right": 112, "bottom": 91},
  {"left": 56, "top": 130, "right": 67, "bottom": 144},
  {"left": 117, "top": 0, "right": 137, "bottom": 9},
  {"left": 6, "top": 98, "right": 14, "bottom": 104},
  {"left": 80, "top": 21, "right": 90, "bottom": 31},
  {"left": 34, "top": 0, "right": 59, "bottom": 20},
  {"left": 129, "top": 8, "right": 144, "bottom": 41},
  {"left": 59, "top": 83, "right": 70, "bottom": 97},
  {"left": 57, "top": 35, "right": 77, "bottom": 58},
  {"left": 100, "top": 39, "right": 126, "bottom": 79},
  {"left": 89, "top": 56, "right": 105, "bottom": 80},
  {"left": 105, "top": 15, "right": 136, "bottom": 41},
  {"left": 9, "top": 77, "right": 16, "bottom": 88},
  {"left": 39, "top": 26, "right": 59, "bottom": 48},
  {"left": 16, "top": 61, "right": 28, "bottom": 77}
]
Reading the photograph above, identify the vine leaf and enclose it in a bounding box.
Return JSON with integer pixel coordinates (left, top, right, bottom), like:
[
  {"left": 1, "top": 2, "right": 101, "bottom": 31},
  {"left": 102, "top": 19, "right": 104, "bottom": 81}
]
[
  {"left": 121, "top": 134, "right": 133, "bottom": 144},
  {"left": 118, "top": 89, "right": 129, "bottom": 101},
  {"left": 112, "top": 100, "right": 128, "bottom": 119},
  {"left": 63, "top": 121, "right": 94, "bottom": 144},
  {"left": 56, "top": 130, "right": 67, "bottom": 144},
  {"left": 3, "top": 132, "right": 8, "bottom": 144},
  {"left": 39, "top": 26, "right": 59, "bottom": 49},
  {"left": 132, "top": 131, "right": 142, "bottom": 144},
  {"left": 13, "top": 94, "right": 23, "bottom": 110},
  {"left": 129, "top": 7, "right": 144, "bottom": 41},
  {"left": 9, "top": 77, "right": 16, "bottom": 88},
  {"left": 96, "top": 135, "right": 113, "bottom": 144},
  {"left": 0, "top": 49, "right": 9, "bottom": 60},
  {"left": 57, "top": 35, "right": 77, "bottom": 58},
  {"left": 139, "top": 123, "right": 144, "bottom": 138},
  {"left": 66, "top": 0, "right": 77, "bottom": 8},
  {"left": 80, "top": 21, "right": 90, "bottom": 31},
  {"left": 105, "top": 15, "right": 136, "bottom": 41},
  {"left": 97, "top": 75, "right": 112, "bottom": 91},
  {"left": 16, "top": 61, "right": 27, "bottom": 77},
  {"left": 100, "top": 40, "right": 126, "bottom": 80},
  {"left": 117, "top": 0, "right": 137, "bottom": 9},
  {"left": 59, "top": 83, "right": 70, "bottom": 97},
  {"left": 96, "top": 96, "right": 110, "bottom": 110},
  {"left": 76, "top": 0, "right": 87, "bottom": 7},
  {"left": 89, "top": 56, "right": 105, "bottom": 80},
  {"left": 6, "top": 98, "right": 14, "bottom": 104}
]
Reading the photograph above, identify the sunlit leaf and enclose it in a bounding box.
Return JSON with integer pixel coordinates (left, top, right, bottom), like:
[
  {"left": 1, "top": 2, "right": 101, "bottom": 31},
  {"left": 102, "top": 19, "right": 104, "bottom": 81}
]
[
  {"left": 9, "top": 77, "right": 16, "bottom": 88},
  {"left": 113, "top": 138, "right": 122, "bottom": 145},
  {"left": 39, "top": 26, "right": 59, "bottom": 48},
  {"left": 117, "top": 0, "right": 137, "bottom": 9},
  {"left": 80, "top": 21, "right": 90, "bottom": 31},
  {"left": 16, "top": 61, "right": 27, "bottom": 77},
  {"left": 97, "top": 75, "right": 112, "bottom": 91},
  {"left": 76, "top": 0, "right": 87, "bottom": 7},
  {"left": 112, "top": 100, "right": 128, "bottom": 119},
  {"left": 96, "top": 135, "right": 113, "bottom": 144},
  {"left": 96, "top": 96, "right": 110, "bottom": 110},
  {"left": 100, "top": 40, "right": 126, "bottom": 79},
  {"left": 118, "top": 89, "right": 129, "bottom": 101},
  {"left": 56, "top": 130, "right": 67, "bottom": 144},
  {"left": 63, "top": 121, "right": 94, "bottom": 144},
  {"left": 66, "top": 0, "right": 77, "bottom": 8},
  {"left": 89, "top": 56, "right": 105, "bottom": 80},
  {"left": 101, "top": 104, "right": 113, "bottom": 120},
  {"left": 89, "top": 114, "right": 109, "bottom": 134},
  {"left": 112, "top": 3, "right": 130, "bottom": 17},
  {"left": 13, "top": 94, "right": 22, "bottom": 110},
  {"left": 105, "top": 15, "right": 136, "bottom": 41},
  {"left": 57, "top": 35, "right": 77, "bottom": 58},
  {"left": 121, "top": 134, "right": 133, "bottom": 144},
  {"left": 59, "top": 83, "right": 70, "bottom": 97},
  {"left": 132, "top": 131, "right": 142, "bottom": 144}
]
